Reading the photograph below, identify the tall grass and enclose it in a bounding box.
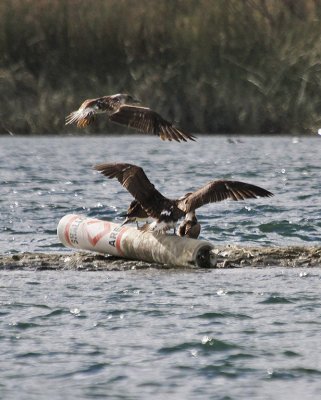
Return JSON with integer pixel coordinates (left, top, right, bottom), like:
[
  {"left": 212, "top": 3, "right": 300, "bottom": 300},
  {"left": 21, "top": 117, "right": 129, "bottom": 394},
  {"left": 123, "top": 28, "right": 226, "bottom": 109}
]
[{"left": 1, "top": 0, "right": 321, "bottom": 134}]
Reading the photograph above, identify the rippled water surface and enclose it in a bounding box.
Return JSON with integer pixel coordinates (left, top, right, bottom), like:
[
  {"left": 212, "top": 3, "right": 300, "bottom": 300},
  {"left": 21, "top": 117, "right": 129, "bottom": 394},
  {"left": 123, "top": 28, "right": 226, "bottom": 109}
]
[
  {"left": 1, "top": 135, "right": 321, "bottom": 399},
  {"left": 1, "top": 135, "right": 321, "bottom": 253}
]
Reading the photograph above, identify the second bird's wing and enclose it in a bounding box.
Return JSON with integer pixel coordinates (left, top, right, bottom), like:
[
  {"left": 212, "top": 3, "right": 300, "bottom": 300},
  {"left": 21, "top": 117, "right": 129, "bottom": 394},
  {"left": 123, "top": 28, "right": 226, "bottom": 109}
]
[{"left": 178, "top": 179, "right": 274, "bottom": 212}]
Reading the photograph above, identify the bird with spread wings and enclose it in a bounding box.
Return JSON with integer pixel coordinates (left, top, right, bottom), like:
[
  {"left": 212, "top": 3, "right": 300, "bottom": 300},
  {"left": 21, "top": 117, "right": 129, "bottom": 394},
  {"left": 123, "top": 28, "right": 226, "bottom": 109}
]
[
  {"left": 93, "top": 162, "right": 273, "bottom": 238},
  {"left": 66, "top": 93, "right": 195, "bottom": 142}
]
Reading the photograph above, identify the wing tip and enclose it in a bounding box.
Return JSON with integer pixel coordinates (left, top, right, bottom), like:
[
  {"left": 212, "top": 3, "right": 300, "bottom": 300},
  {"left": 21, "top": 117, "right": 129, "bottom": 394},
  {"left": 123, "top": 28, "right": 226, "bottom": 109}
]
[{"left": 175, "top": 128, "right": 197, "bottom": 143}]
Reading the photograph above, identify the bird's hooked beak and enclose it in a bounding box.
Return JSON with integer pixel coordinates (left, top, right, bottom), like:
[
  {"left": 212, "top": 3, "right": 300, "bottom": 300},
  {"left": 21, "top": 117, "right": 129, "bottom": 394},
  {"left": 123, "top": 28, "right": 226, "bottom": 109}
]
[{"left": 120, "top": 217, "right": 132, "bottom": 226}]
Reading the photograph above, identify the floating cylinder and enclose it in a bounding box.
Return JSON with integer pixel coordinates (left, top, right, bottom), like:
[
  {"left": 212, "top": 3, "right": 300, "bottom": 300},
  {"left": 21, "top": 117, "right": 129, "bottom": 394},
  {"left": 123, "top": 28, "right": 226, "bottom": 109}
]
[{"left": 57, "top": 214, "right": 216, "bottom": 268}]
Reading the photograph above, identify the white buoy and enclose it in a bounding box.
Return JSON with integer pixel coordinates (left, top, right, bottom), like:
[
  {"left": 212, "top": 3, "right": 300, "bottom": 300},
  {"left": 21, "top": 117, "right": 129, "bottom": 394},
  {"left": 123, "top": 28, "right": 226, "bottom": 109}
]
[{"left": 57, "top": 214, "right": 216, "bottom": 268}]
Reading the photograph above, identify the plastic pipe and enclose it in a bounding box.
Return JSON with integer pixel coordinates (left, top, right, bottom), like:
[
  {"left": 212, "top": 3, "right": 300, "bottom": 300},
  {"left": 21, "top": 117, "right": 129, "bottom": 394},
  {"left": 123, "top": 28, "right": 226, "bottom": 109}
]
[{"left": 57, "top": 214, "right": 216, "bottom": 268}]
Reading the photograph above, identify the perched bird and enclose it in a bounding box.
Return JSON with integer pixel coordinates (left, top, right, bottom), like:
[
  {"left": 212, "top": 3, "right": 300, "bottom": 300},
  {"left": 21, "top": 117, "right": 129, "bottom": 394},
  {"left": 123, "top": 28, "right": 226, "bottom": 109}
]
[
  {"left": 65, "top": 93, "right": 195, "bottom": 142},
  {"left": 93, "top": 162, "right": 274, "bottom": 238},
  {"left": 176, "top": 209, "right": 201, "bottom": 239},
  {"left": 120, "top": 195, "right": 201, "bottom": 238},
  {"left": 120, "top": 199, "right": 149, "bottom": 228}
]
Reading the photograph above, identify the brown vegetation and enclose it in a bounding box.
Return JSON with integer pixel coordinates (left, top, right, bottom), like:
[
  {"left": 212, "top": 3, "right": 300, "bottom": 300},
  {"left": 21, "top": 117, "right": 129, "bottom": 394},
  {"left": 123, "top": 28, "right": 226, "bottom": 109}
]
[{"left": 1, "top": 0, "right": 321, "bottom": 134}]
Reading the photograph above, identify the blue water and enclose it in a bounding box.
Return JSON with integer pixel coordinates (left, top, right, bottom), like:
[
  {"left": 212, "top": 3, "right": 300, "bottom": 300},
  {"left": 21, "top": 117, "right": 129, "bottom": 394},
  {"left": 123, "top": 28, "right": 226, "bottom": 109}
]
[
  {"left": 1, "top": 135, "right": 321, "bottom": 399},
  {"left": 1, "top": 135, "right": 320, "bottom": 254}
]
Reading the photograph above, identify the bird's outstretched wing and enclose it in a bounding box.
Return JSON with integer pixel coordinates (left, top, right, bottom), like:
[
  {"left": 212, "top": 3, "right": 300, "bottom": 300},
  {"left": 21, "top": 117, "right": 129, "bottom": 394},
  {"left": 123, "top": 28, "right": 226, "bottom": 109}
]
[
  {"left": 178, "top": 180, "right": 273, "bottom": 212},
  {"left": 93, "top": 163, "right": 170, "bottom": 219},
  {"left": 109, "top": 105, "right": 196, "bottom": 142}
]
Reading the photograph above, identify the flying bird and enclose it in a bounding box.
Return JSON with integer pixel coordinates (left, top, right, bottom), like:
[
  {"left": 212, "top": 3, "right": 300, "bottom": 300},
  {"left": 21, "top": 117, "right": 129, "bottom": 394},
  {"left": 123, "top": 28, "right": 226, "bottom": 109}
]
[
  {"left": 93, "top": 163, "right": 274, "bottom": 238},
  {"left": 65, "top": 93, "right": 195, "bottom": 142}
]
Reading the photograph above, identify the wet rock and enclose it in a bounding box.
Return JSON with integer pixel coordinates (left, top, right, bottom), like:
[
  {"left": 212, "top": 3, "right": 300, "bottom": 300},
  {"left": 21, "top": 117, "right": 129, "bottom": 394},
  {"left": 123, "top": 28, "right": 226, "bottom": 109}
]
[
  {"left": 213, "top": 246, "right": 321, "bottom": 268},
  {"left": 0, "top": 246, "right": 320, "bottom": 271}
]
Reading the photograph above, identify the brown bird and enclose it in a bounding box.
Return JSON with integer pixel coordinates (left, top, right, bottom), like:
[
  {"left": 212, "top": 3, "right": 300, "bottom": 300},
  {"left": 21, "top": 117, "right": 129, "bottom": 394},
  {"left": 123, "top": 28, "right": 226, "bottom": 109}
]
[
  {"left": 176, "top": 209, "right": 201, "bottom": 239},
  {"left": 93, "top": 163, "right": 274, "bottom": 238},
  {"left": 65, "top": 93, "right": 195, "bottom": 142},
  {"left": 120, "top": 198, "right": 201, "bottom": 238},
  {"left": 120, "top": 199, "right": 150, "bottom": 228}
]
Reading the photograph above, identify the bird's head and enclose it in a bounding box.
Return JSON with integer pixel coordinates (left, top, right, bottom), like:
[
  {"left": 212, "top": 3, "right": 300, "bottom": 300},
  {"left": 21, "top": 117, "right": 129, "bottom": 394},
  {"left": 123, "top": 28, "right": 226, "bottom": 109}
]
[
  {"left": 112, "top": 93, "right": 141, "bottom": 104},
  {"left": 178, "top": 192, "right": 193, "bottom": 202},
  {"left": 185, "top": 210, "right": 197, "bottom": 220}
]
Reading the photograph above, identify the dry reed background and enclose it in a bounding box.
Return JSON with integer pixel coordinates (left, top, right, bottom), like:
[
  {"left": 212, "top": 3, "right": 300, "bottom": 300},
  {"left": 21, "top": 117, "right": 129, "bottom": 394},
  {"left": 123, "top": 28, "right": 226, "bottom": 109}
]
[{"left": 1, "top": 0, "right": 321, "bottom": 135}]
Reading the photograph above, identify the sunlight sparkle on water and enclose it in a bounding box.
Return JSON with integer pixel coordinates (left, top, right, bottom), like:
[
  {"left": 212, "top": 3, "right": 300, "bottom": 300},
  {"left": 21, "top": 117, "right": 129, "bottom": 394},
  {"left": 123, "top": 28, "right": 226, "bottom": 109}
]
[{"left": 202, "top": 336, "right": 211, "bottom": 344}]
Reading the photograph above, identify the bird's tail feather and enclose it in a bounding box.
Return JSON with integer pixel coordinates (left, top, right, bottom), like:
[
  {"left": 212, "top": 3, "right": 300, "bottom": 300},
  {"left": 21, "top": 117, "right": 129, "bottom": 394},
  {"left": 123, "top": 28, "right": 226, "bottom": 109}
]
[{"left": 65, "top": 110, "right": 95, "bottom": 128}]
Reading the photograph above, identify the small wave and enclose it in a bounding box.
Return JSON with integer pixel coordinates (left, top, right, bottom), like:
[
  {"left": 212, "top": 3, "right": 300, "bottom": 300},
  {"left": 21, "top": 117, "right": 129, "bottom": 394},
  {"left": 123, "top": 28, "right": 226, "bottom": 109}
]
[
  {"left": 227, "top": 352, "right": 257, "bottom": 360},
  {"left": 197, "top": 363, "right": 255, "bottom": 379},
  {"left": 283, "top": 350, "right": 300, "bottom": 357},
  {"left": 192, "top": 311, "right": 252, "bottom": 320},
  {"left": 259, "top": 220, "right": 300, "bottom": 233},
  {"left": 266, "top": 367, "right": 321, "bottom": 380},
  {"left": 259, "top": 296, "right": 294, "bottom": 304},
  {"left": 56, "top": 362, "right": 110, "bottom": 379},
  {"left": 159, "top": 338, "right": 239, "bottom": 355},
  {"left": 16, "top": 352, "right": 43, "bottom": 359},
  {"left": 9, "top": 321, "right": 40, "bottom": 330},
  {"left": 35, "top": 309, "right": 68, "bottom": 319}
]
